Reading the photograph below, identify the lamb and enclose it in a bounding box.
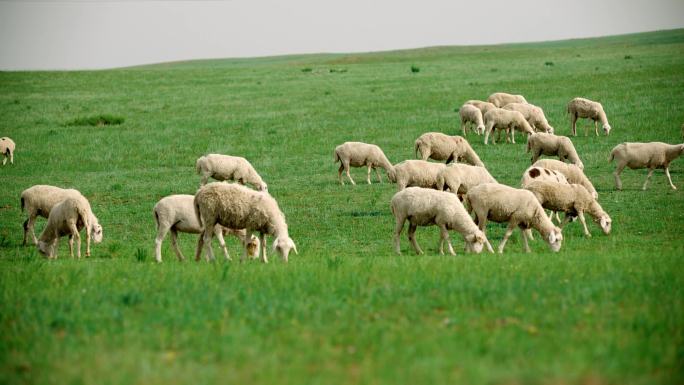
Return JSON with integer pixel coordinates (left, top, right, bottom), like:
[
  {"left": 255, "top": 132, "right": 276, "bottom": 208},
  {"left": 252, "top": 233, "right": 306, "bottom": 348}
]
[
  {"left": 21, "top": 185, "right": 103, "bottom": 246},
  {"left": 393, "top": 160, "right": 447, "bottom": 191},
  {"left": 483, "top": 108, "right": 534, "bottom": 145},
  {"left": 532, "top": 159, "right": 598, "bottom": 199},
  {"left": 153, "top": 194, "right": 260, "bottom": 263},
  {"left": 487, "top": 92, "right": 528, "bottom": 108},
  {"left": 333, "top": 141, "right": 396, "bottom": 185},
  {"left": 436, "top": 163, "right": 497, "bottom": 197},
  {"left": 524, "top": 180, "right": 612, "bottom": 237},
  {"left": 464, "top": 100, "right": 497, "bottom": 117},
  {"left": 390, "top": 187, "right": 490, "bottom": 255},
  {"left": 194, "top": 182, "right": 297, "bottom": 263},
  {"left": 0, "top": 137, "right": 15, "bottom": 165},
  {"left": 526, "top": 132, "right": 584, "bottom": 169},
  {"left": 196, "top": 154, "right": 267, "bottom": 191},
  {"left": 503, "top": 103, "right": 555, "bottom": 133},
  {"left": 609, "top": 142, "right": 684, "bottom": 190},
  {"left": 459, "top": 104, "right": 485, "bottom": 136},
  {"left": 465, "top": 183, "right": 563, "bottom": 253},
  {"left": 567, "top": 97, "right": 611, "bottom": 136},
  {"left": 37, "top": 196, "right": 103, "bottom": 258},
  {"left": 414, "top": 132, "right": 484, "bottom": 167}
]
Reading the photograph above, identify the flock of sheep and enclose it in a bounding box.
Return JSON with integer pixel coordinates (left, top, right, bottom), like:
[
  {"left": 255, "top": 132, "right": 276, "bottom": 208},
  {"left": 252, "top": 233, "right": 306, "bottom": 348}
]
[{"left": 4, "top": 92, "right": 684, "bottom": 261}]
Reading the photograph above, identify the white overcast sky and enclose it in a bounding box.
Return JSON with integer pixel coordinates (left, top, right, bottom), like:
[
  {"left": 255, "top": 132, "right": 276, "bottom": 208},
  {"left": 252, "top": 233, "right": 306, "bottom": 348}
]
[{"left": 0, "top": 0, "right": 683, "bottom": 70}]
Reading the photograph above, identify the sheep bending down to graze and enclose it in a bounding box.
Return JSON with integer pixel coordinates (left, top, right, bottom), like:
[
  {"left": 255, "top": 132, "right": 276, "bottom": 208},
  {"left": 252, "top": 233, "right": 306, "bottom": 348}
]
[
  {"left": 503, "top": 103, "right": 554, "bottom": 133},
  {"left": 532, "top": 159, "right": 598, "bottom": 199},
  {"left": 194, "top": 183, "right": 297, "bottom": 263},
  {"left": 609, "top": 142, "right": 684, "bottom": 190},
  {"left": 37, "top": 196, "right": 102, "bottom": 258},
  {"left": 153, "top": 194, "right": 260, "bottom": 263},
  {"left": 487, "top": 92, "right": 528, "bottom": 108},
  {"left": 526, "top": 132, "right": 584, "bottom": 169},
  {"left": 414, "top": 132, "right": 484, "bottom": 167},
  {"left": 567, "top": 97, "right": 611, "bottom": 136},
  {"left": 21, "top": 185, "right": 103, "bottom": 246},
  {"left": 464, "top": 100, "right": 497, "bottom": 117},
  {"left": 436, "top": 163, "right": 497, "bottom": 197},
  {"left": 391, "top": 187, "right": 489, "bottom": 255},
  {"left": 459, "top": 104, "right": 485, "bottom": 136},
  {"left": 393, "top": 160, "right": 447, "bottom": 191},
  {"left": 333, "top": 142, "right": 396, "bottom": 185},
  {"left": 524, "top": 180, "right": 612, "bottom": 237},
  {"left": 483, "top": 108, "right": 534, "bottom": 145},
  {"left": 0, "top": 137, "right": 15, "bottom": 165},
  {"left": 196, "top": 154, "right": 267, "bottom": 191}
]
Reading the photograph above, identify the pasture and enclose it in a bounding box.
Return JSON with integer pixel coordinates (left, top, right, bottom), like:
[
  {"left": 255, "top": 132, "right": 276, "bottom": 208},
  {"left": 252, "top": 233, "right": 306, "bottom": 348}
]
[{"left": 1, "top": 29, "right": 683, "bottom": 384}]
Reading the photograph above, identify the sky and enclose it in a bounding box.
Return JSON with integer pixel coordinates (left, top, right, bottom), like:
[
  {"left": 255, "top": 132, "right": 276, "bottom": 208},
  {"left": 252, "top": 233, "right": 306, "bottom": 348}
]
[{"left": 0, "top": 0, "right": 683, "bottom": 70}]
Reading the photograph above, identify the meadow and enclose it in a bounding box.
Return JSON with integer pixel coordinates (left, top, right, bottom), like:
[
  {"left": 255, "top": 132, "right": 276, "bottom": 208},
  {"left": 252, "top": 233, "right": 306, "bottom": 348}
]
[{"left": 1, "top": 29, "right": 683, "bottom": 384}]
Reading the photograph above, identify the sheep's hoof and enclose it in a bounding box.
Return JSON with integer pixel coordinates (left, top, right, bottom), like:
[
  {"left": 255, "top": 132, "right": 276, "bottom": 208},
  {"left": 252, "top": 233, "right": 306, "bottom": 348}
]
[{"left": 672, "top": 186, "right": 678, "bottom": 190}]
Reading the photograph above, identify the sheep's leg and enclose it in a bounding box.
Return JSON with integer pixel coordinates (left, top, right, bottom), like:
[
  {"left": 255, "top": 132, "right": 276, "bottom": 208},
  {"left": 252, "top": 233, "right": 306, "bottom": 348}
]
[
  {"left": 260, "top": 233, "right": 268, "bottom": 264},
  {"left": 438, "top": 224, "right": 455, "bottom": 256},
  {"left": 1, "top": 156, "right": 5, "bottom": 165},
  {"left": 393, "top": 217, "right": 405, "bottom": 255},
  {"left": 614, "top": 162, "right": 626, "bottom": 190},
  {"left": 68, "top": 235, "right": 74, "bottom": 258},
  {"left": 9, "top": 151, "right": 12, "bottom": 165},
  {"left": 642, "top": 168, "right": 655, "bottom": 190},
  {"left": 510, "top": 128, "right": 516, "bottom": 144},
  {"left": 84, "top": 224, "right": 91, "bottom": 257},
  {"left": 520, "top": 227, "right": 531, "bottom": 253},
  {"left": 475, "top": 213, "right": 495, "bottom": 253},
  {"left": 343, "top": 161, "right": 356, "bottom": 185},
  {"left": 571, "top": 115, "right": 577, "bottom": 136},
  {"left": 366, "top": 164, "right": 372, "bottom": 184},
  {"left": 461, "top": 120, "right": 467, "bottom": 137},
  {"left": 169, "top": 229, "right": 185, "bottom": 261},
  {"left": 214, "top": 226, "right": 231, "bottom": 261},
  {"left": 484, "top": 124, "right": 493, "bottom": 145},
  {"left": 375, "top": 167, "right": 382, "bottom": 183},
  {"left": 68, "top": 221, "right": 81, "bottom": 258},
  {"left": 338, "top": 164, "right": 345, "bottom": 185},
  {"left": 498, "top": 222, "right": 517, "bottom": 253},
  {"left": 200, "top": 173, "right": 209, "bottom": 186},
  {"left": 524, "top": 228, "right": 535, "bottom": 242},
  {"left": 25, "top": 214, "right": 39, "bottom": 245},
  {"left": 199, "top": 226, "right": 216, "bottom": 262},
  {"left": 407, "top": 223, "right": 423, "bottom": 255},
  {"left": 578, "top": 211, "right": 591, "bottom": 237},
  {"left": 665, "top": 166, "right": 677, "bottom": 190},
  {"left": 594, "top": 120, "right": 599, "bottom": 136}
]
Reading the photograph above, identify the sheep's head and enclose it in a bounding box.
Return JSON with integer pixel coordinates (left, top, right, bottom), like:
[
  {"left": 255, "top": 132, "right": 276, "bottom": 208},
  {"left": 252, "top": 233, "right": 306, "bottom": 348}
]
[
  {"left": 476, "top": 124, "right": 485, "bottom": 135},
  {"left": 596, "top": 214, "right": 612, "bottom": 235},
  {"left": 257, "top": 182, "right": 268, "bottom": 192},
  {"left": 37, "top": 240, "right": 51, "bottom": 257},
  {"left": 576, "top": 160, "right": 585, "bottom": 170},
  {"left": 602, "top": 124, "right": 612, "bottom": 136},
  {"left": 272, "top": 236, "right": 297, "bottom": 262},
  {"left": 91, "top": 223, "right": 103, "bottom": 243},
  {"left": 387, "top": 168, "right": 397, "bottom": 183},
  {"left": 546, "top": 125, "right": 555, "bottom": 134},
  {"left": 246, "top": 234, "right": 261, "bottom": 259},
  {"left": 464, "top": 231, "right": 486, "bottom": 254},
  {"left": 546, "top": 227, "right": 563, "bottom": 252}
]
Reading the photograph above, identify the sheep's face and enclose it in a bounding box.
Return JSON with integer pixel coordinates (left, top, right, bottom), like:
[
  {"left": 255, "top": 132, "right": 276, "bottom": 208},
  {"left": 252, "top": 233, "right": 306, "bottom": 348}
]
[
  {"left": 546, "top": 227, "right": 563, "bottom": 252},
  {"left": 546, "top": 125, "right": 555, "bottom": 134},
  {"left": 37, "top": 240, "right": 51, "bottom": 257},
  {"left": 258, "top": 183, "right": 268, "bottom": 192},
  {"left": 272, "top": 236, "right": 297, "bottom": 262},
  {"left": 476, "top": 124, "right": 485, "bottom": 135},
  {"left": 246, "top": 235, "right": 260, "bottom": 259},
  {"left": 387, "top": 169, "right": 397, "bottom": 183},
  {"left": 465, "top": 232, "right": 486, "bottom": 254},
  {"left": 91, "top": 224, "right": 103, "bottom": 243},
  {"left": 597, "top": 215, "right": 612, "bottom": 235},
  {"left": 602, "top": 124, "right": 612, "bottom": 136}
]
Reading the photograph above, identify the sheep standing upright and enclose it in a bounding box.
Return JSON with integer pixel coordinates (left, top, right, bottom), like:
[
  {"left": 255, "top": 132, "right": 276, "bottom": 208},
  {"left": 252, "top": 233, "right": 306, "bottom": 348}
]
[
  {"left": 393, "top": 160, "right": 447, "bottom": 191},
  {"left": 487, "top": 92, "right": 528, "bottom": 108},
  {"left": 333, "top": 142, "right": 396, "bottom": 185},
  {"left": 526, "top": 132, "right": 584, "bottom": 169},
  {"left": 503, "top": 103, "right": 555, "bottom": 133},
  {"left": 414, "top": 132, "right": 484, "bottom": 166},
  {"left": 196, "top": 154, "right": 267, "bottom": 191},
  {"left": 194, "top": 183, "right": 297, "bottom": 263},
  {"left": 37, "top": 196, "right": 103, "bottom": 258},
  {"left": 459, "top": 104, "right": 485, "bottom": 136},
  {"left": 483, "top": 109, "right": 534, "bottom": 144},
  {"left": 609, "top": 142, "right": 684, "bottom": 190},
  {"left": 0, "top": 137, "right": 15, "bottom": 165},
  {"left": 532, "top": 159, "right": 598, "bottom": 199},
  {"left": 567, "top": 97, "right": 611, "bottom": 136}
]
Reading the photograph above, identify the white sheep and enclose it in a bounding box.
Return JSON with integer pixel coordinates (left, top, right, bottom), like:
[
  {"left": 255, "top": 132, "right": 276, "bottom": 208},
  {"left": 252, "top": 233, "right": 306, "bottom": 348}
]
[
  {"left": 0, "top": 137, "right": 15, "bottom": 165},
  {"left": 333, "top": 141, "right": 396, "bottom": 185},
  {"left": 567, "top": 97, "right": 611, "bottom": 136},
  {"left": 37, "top": 196, "right": 103, "bottom": 258},
  {"left": 459, "top": 104, "right": 485, "bottom": 136},
  {"left": 465, "top": 183, "right": 563, "bottom": 253},
  {"left": 464, "top": 100, "right": 497, "bottom": 117},
  {"left": 196, "top": 154, "right": 267, "bottom": 191},
  {"left": 153, "top": 194, "right": 260, "bottom": 263},
  {"left": 532, "top": 159, "right": 598, "bottom": 199},
  {"left": 393, "top": 160, "right": 447, "bottom": 191},
  {"left": 487, "top": 92, "right": 528, "bottom": 108},
  {"left": 520, "top": 165, "right": 570, "bottom": 224},
  {"left": 21, "top": 185, "right": 103, "bottom": 246},
  {"left": 503, "top": 103, "right": 554, "bottom": 133},
  {"left": 436, "top": 163, "right": 497, "bottom": 197},
  {"left": 524, "top": 180, "right": 612, "bottom": 237},
  {"left": 194, "top": 182, "right": 297, "bottom": 263},
  {"left": 609, "top": 142, "right": 684, "bottom": 190},
  {"left": 483, "top": 108, "right": 534, "bottom": 145},
  {"left": 390, "top": 187, "right": 490, "bottom": 255},
  {"left": 414, "top": 132, "right": 484, "bottom": 167},
  {"left": 526, "top": 132, "right": 584, "bottom": 169}
]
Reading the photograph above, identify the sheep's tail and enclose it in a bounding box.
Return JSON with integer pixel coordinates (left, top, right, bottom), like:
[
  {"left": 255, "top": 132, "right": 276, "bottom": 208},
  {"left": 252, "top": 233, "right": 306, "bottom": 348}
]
[
  {"left": 153, "top": 207, "right": 160, "bottom": 231},
  {"left": 333, "top": 149, "right": 340, "bottom": 163},
  {"left": 193, "top": 194, "right": 203, "bottom": 228},
  {"left": 20, "top": 197, "right": 25, "bottom": 212},
  {"left": 526, "top": 136, "right": 532, "bottom": 153},
  {"left": 195, "top": 157, "right": 203, "bottom": 175},
  {"left": 608, "top": 147, "right": 616, "bottom": 163}
]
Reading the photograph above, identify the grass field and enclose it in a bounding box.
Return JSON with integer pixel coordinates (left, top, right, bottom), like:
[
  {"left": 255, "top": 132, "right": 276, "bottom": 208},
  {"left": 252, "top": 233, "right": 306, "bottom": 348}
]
[{"left": 1, "top": 29, "right": 684, "bottom": 385}]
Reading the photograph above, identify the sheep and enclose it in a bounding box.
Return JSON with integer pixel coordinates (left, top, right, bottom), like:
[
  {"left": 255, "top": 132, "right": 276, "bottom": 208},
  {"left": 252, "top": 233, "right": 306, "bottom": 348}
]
[
  {"left": 524, "top": 180, "right": 611, "bottom": 237},
  {"left": 436, "top": 163, "right": 497, "bottom": 197},
  {"left": 194, "top": 182, "right": 297, "bottom": 263},
  {"left": 459, "top": 104, "right": 485, "bottom": 136},
  {"left": 414, "top": 132, "right": 484, "bottom": 167},
  {"left": 483, "top": 108, "right": 534, "bottom": 145},
  {"left": 390, "top": 187, "right": 490, "bottom": 255},
  {"left": 37, "top": 196, "right": 103, "bottom": 258},
  {"left": 20, "top": 185, "right": 103, "bottom": 246},
  {"left": 333, "top": 142, "right": 396, "bottom": 185},
  {"left": 609, "top": 142, "right": 684, "bottom": 190},
  {"left": 532, "top": 159, "right": 598, "bottom": 199},
  {"left": 196, "top": 154, "right": 267, "bottom": 191},
  {"left": 526, "top": 132, "right": 584, "bottom": 169},
  {"left": 153, "top": 194, "right": 260, "bottom": 263},
  {"left": 465, "top": 183, "right": 563, "bottom": 253},
  {"left": 487, "top": 92, "right": 528, "bottom": 108},
  {"left": 567, "top": 97, "right": 611, "bottom": 136},
  {"left": 503, "top": 103, "right": 554, "bottom": 133},
  {"left": 393, "top": 160, "right": 447, "bottom": 191},
  {"left": 0, "top": 137, "right": 15, "bottom": 165},
  {"left": 464, "top": 100, "right": 497, "bottom": 117},
  {"left": 520, "top": 165, "right": 570, "bottom": 224}
]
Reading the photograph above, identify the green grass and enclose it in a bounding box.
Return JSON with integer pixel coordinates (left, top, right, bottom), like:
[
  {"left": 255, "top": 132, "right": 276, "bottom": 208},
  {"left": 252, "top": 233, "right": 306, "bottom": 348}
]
[{"left": 1, "top": 29, "right": 684, "bottom": 385}]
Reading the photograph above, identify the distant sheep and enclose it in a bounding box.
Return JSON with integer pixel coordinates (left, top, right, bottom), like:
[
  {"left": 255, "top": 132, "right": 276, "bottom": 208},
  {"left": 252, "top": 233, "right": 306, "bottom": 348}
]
[
  {"left": 464, "top": 100, "right": 497, "bottom": 117},
  {"left": 526, "top": 132, "right": 584, "bottom": 169},
  {"left": 459, "top": 104, "right": 485, "bottom": 136},
  {"left": 393, "top": 160, "right": 447, "bottom": 191},
  {"left": 567, "top": 97, "right": 611, "bottom": 136},
  {"left": 414, "top": 132, "right": 484, "bottom": 166},
  {"left": 0, "top": 137, "right": 15, "bottom": 165},
  {"left": 487, "top": 92, "right": 528, "bottom": 108},
  {"left": 483, "top": 108, "right": 534, "bottom": 145},
  {"left": 37, "top": 196, "right": 103, "bottom": 258},
  {"left": 532, "top": 159, "right": 598, "bottom": 199},
  {"left": 333, "top": 141, "right": 396, "bottom": 185},
  {"left": 196, "top": 154, "right": 267, "bottom": 191},
  {"left": 436, "top": 163, "right": 497, "bottom": 197},
  {"left": 609, "top": 142, "right": 684, "bottom": 190},
  {"left": 503, "top": 103, "right": 554, "bottom": 133}
]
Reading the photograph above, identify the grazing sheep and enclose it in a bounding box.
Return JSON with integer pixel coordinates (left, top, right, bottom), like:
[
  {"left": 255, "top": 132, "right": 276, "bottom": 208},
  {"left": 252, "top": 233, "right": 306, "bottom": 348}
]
[
  {"left": 567, "top": 97, "right": 611, "bottom": 136},
  {"left": 524, "top": 180, "right": 612, "bottom": 237},
  {"left": 487, "top": 92, "right": 528, "bottom": 108},
  {"left": 196, "top": 154, "right": 267, "bottom": 191},
  {"left": 526, "top": 132, "right": 584, "bottom": 169},
  {"left": 436, "top": 163, "right": 497, "bottom": 197},
  {"left": 465, "top": 183, "right": 563, "bottom": 253},
  {"left": 37, "top": 196, "right": 102, "bottom": 258},
  {"left": 503, "top": 103, "right": 554, "bottom": 133},
  {"left": 391, "top": 187, "right": 489, "bottom": 255},
  {"left": 414, "top": 132, "right": 484, "bottom": 167},
  {"left": 520, "top": 165, "right": 570, "bottom": 224},
  {"left": 21, "top": 185, "right": 103, "bottom": 246},
  {"left": 609, "top": 142, "right": 684, "bottom": 190},
  {"left": 464, "top": 100, "right": 497, "bottom": 117},
  {"left": 393, "top": 160, "right": 447, "bottom": 191},
  {"left": 153, "top": 194, "right": 260, "bottom": 263},
  {"left": 459, "top": 104, "right": 485, "bottom": 136},
  {"left": 532, "top": 159, "right": 598, "bottom": 199},
  {"left": 0, "top": 137, "right": 15, "bottom": 165},
  {"left": 333, "top": 141, "right": 396, "bottom": 185},
  {"left": 483, "top": 108, "right": 534, "bottom": 145},
  {"left": 194, "top": 183, "right": 297, "bottom": 263}
]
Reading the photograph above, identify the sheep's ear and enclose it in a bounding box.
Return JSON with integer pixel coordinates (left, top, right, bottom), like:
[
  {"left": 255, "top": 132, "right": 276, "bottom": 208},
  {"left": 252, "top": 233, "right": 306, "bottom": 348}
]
[{"left": 291, "top": 240, "right": 298, "bottom": 255}]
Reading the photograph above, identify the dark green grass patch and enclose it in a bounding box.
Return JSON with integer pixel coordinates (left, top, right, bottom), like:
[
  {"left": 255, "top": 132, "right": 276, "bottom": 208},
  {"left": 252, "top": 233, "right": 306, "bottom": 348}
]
[{"left": 65, "top": 114, "right": 124, "bottom": 127}]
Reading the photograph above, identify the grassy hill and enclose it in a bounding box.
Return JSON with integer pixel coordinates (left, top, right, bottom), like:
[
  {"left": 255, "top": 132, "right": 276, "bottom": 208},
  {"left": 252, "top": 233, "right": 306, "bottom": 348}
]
[{"left": 1, "top": 29, "right": 683, "bottom": 385}]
